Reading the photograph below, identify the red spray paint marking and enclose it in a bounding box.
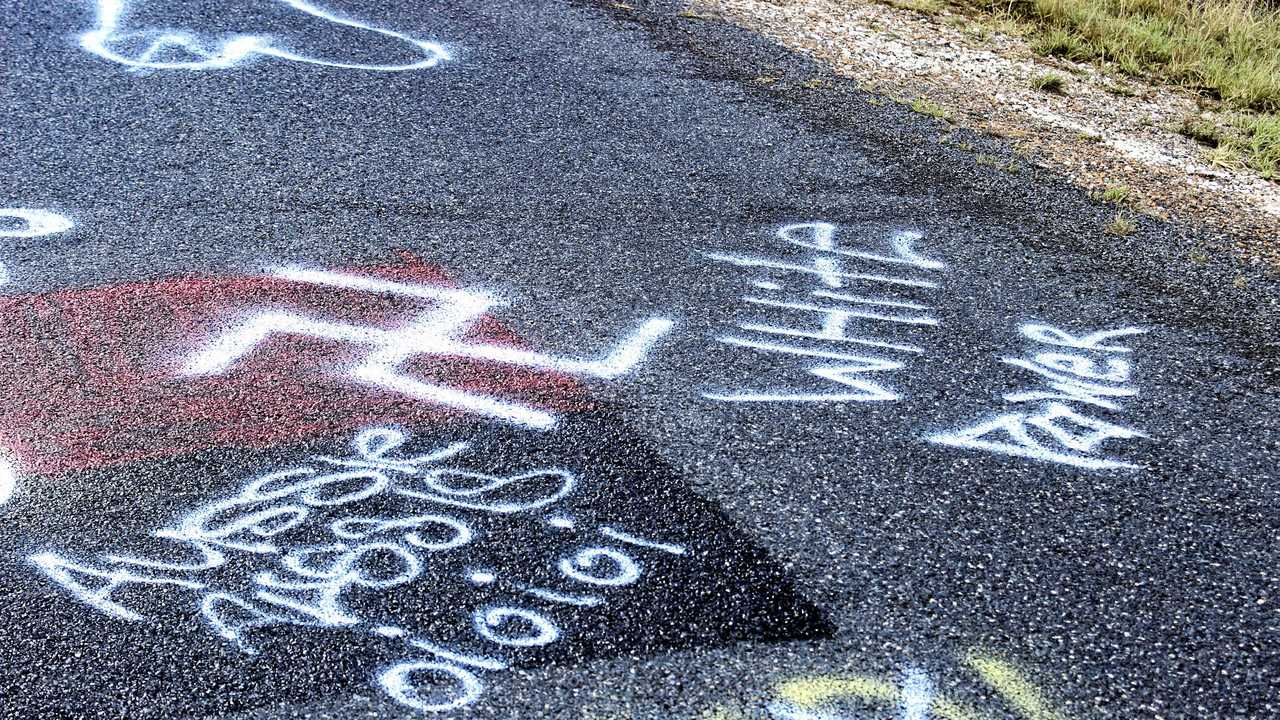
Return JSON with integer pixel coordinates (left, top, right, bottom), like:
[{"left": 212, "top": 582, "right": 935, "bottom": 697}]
[{"left": 0, "top": 256, "right": 591, "bottom": 476}]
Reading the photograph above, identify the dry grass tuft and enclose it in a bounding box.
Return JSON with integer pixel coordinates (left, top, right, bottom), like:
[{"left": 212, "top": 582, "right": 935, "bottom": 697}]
[{"left": 1104, "top": 212, "right": 1137, "bottom": 235}]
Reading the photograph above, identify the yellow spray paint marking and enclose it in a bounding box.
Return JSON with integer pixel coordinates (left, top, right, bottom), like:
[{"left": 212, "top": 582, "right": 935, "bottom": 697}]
[
  {"left": 775, "top": 674, "right": 989, "bottom": 720},
  {"left": 776, "top": 674, "right": 899, "bottom": 707},
  {"left": 965, "top": 651, "right": 1067, "bottom": 720}
]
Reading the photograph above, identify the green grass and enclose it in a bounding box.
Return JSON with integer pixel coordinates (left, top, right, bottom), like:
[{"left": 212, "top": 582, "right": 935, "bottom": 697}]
[
  {"left": 1231, "top": 111, "right": 1280, "bottom": 179},
  {"left": 999, "top": 0, "right": 1280, "bottom": 113},
  {"left": 910, "top": 97, "right": 953, "bottom": 121},
  {"left": 1104, "top": 81, "right": 1139, "bottom": 97},
  {"left": 1175, "top": 115, "right": 1224, "bottom": 146},
  {"left": 1099, "top": 184, "right": 1133, "bottom": 203},
  {"left": 1031, "top": 28, "right": 1091, "bottom": 60},
  {"left": 886, "top": 0, "right": 947, "bottom": 12},
  {"left": 896, "top": 0, "right": 1280, "bottom": 181},
  {"left": 1030, "top": 72, "right": 1068, "bottom": 93},
  {"left": 1173, "top": 111, "right": 1280, "bottom": 179}
]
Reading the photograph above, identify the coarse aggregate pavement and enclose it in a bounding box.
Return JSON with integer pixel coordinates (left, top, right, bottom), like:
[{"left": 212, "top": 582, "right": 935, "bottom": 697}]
[{"left": 0, "top": 0, "right": 1276, "bottom": 719}]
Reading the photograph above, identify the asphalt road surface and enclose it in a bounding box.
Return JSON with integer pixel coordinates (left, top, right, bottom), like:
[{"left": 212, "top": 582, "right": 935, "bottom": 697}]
[{"left": 1, "top": 1, "right": 1277, "bottom": 718}]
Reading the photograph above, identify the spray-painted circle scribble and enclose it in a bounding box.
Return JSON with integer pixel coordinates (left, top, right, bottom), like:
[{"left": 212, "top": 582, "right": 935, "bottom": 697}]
[{"left": 379, "top": 661, "right": 482, "bottom": 712}]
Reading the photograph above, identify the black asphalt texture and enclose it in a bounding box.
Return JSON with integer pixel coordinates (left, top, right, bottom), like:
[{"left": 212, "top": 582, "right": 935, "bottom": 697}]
[{"left": 1, "top": 1, "right": 1278, "bottom": 719}]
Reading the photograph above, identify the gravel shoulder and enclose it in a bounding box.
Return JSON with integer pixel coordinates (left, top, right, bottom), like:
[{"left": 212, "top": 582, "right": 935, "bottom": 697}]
[{"left": 688, "top": 0, "right": 1280, "bottom": 267}]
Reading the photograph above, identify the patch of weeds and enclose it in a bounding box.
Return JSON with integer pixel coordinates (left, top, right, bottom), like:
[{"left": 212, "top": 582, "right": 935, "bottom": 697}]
[
  {"left": 611, "top": 2, "right": 634, "bottom": 9},
  {"left": 1188, "top": 249, "right": 1210, "bottom": 264},
  {"left": 1104, "top": 82, "right": 1139, "bottom": 98},
  {"left": 1100, "top": 184, "right": 1133, "bottom": 205},
  {"left": 988, "top": 13, "right": 1024, "bottom": 36},
  {"left": 964, "top": 22, "right": 993, "bottom": 41},
  {"left": 1231, "top": 112, "right": 1280, "bottom": 180},
  {"left": 1169, "top": 112, "right": 1279, "bottom": 180},
  {"left": 1030, "top": 72, "right": 1068, "bottom": 94},
  {"left": 1104, "top": 213, "right": 1137, "bottom": 236},
  {"left": 1077, "top": 131, "right": 1103, "bottom": 143},
  {"left": 941, "top": 0, "right": 1280, "bottom": 183},
  {"left": 885, "top": 0, "right": 946, "bottom": 13},
  {"left": 1031, "top": 29, "right": 1091, "bottom": 61},
  {"left": 1003, "top": 160, "right": 1022, "bottom": 173},
  {"left": 1233, "top": 276, "right": 1249, "bottom": 289},
  {"left": 867, "top": 97, "right": 885, "bottom": 106},
  {"left": 1013, "top": 0, "right": 1279, "bottom": 112},
  {"left": 975, "top": 153, "right": 1000, "bottom": 167},
  {"left": 1207, "top": 144, "right": 1245, "bottom": 171},
  {"left": 1175, "top": 116, "right": 1223, "bottom": 147},
  {"left": 801, "top": 79, "right": 824, "bottom": 89},
  {"left": 1115, "top": 53, "right": 1144, "bottom": 78},
  {"left": 910, "top": 97, "right": 952, "bottom": 122}
]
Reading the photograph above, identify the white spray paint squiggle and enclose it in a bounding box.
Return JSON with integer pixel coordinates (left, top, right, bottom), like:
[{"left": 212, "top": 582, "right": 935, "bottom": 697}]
[
  {"left": 182, "top": 267, "right": 673, "bottom": 430},
  {"left": 0, "top": 208, "right": 74, "bottom": 505},
  {"left": 0, "top": 208, "right": 74, "bottom": 286},
  {"left": 703, "top": 222, "right": 945, "bottom": 403},
  {"left": 81, "top": 0, "right": 450, "bottom": 71},
  {"left": 0, "top": 458, "right": 15, "bottom": 507},
  {"left": 900, "top": 667, "right": 934, "bottom": 720}
]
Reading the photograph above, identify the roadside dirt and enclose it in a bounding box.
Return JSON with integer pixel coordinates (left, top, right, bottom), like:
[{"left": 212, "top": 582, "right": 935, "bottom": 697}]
[{"left": 688, "top": 0, "right": 1280, "bottom": 267}]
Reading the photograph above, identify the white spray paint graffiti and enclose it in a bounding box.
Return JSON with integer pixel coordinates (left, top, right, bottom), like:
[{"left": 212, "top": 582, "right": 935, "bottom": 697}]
[
  {"left": 703, "top": 222, "right": 945, "bottom": 403},
  {"left": 0, "top": 208, "right": 75, "bottom": 285},
  {"left": 0, "top": 208, "right": 74, "bottom": 239},
  {"left": 899, "top": 668, "right": 934, "bottom": 720},
  {"left": 181, "top": 267, "right": 673, "bottom": 430},
  {"left": 928, "top": 323, "right": 1147, "bottom": 470},
  {"left": 0, "top": 458, "right": 15, "bottom": 507},
  {"left": 81, "top": 0, "right": 450, "bottom": 71},
  {"left": 0, "top": 207, "right": 74, "bottom": 506},
  {"left": 30, "top": 425, "right": 687, "bottom": 713}
]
